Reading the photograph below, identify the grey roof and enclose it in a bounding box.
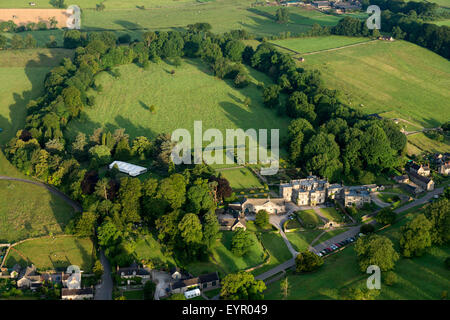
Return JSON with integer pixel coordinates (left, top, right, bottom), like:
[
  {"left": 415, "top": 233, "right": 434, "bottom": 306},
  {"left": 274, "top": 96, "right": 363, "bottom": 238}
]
[{"left": 171, "top": 272, "right": 219, "bottom": 290}]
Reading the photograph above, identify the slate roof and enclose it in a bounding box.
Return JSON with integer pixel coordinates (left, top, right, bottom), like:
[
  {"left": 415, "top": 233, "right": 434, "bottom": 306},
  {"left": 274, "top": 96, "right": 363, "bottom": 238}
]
[{"left": 171, "top": 272, "right": 219, "bottom": 290}]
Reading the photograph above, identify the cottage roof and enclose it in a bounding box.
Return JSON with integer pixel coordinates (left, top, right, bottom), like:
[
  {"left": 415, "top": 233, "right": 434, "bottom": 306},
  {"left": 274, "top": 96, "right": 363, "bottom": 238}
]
[
  {"left": 171, "top": 272, "right": 219, "bottom": 290},
  {"left": 409, "top": 171, "right": 433, "bottom": 184}
]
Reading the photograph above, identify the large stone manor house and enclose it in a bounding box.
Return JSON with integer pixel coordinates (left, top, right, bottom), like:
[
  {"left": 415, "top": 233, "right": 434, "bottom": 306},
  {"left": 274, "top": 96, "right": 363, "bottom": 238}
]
[{"left": 279, "top": 176, "right": 372, "bottom": 207}]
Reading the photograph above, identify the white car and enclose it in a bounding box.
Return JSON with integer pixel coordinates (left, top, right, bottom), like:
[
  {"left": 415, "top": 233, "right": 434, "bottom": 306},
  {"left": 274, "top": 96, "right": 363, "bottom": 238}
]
[{"left": 316, "top": 252, "right": 323, "bottom": 257}]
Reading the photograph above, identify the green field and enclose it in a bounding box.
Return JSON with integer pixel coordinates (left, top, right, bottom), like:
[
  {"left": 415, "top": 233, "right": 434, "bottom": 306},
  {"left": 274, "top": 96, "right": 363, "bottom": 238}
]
[
  {"left": 134, "top": 234, "right": 176, "bottom": 267},
  {"left": 301, "top": 40, "right": 450, "bottom": 129},
  {"left": 286, "top": 229, "right": 322, "bottom": 252},
  {"left": 0, "top": 49, "right": 76, "bottom": 243},
  {"left": 252, "top": 231, "right": 293, "bottom": 276},
  {"left": 0, "top": 1, "right": 344, "bottom": 38},
  {"left": 265, "top": 210, "right": 450, "bottom": 300},
  {"left": 407, "top": 132, "right": 450, "bottom": 155},
  {"left": 0, "top": 0, "right": 209, "bottom": 9},
  {"left": 316, "top": 228, "right": 349, "bottom": 244},
  {"left": 319, "top": 207, "right": 343, "bottom": 223},
  {"left": 66, "top": 58, "right": 291, "bottom": 146},
  {"left": 217, "top": 167, "right": 263, "bottom": 190},
  {"left": 270, "top": 36, "right": 371, "bottom": 54},
  {"left": 296, "top": 209, "right": 324, "bottom": 228},
  {"left": 5, "top": 236, "right": 95, "bottom": 272},
  {"left": 0, "top": 180, "right": 75, "bottom": 243},
  {"left": 122, "top": 289, "right": 144, "bottom": 300},
  {"left": 186, "top": 230, "right": 265, "bottom": 276}
]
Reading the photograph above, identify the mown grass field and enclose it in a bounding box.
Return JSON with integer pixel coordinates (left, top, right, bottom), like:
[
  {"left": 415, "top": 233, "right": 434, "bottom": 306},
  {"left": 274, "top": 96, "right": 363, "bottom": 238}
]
[
  {"left": 265, "top": 209, "right": 450, "bottom": 300},
  {"left": 296, "top": 209, "right": 324, "bottom": 228},
  {"left": 66, "top": 58, "right": 291, "bottom": 147},
  {"left": 0, "top": 0, "right": 217, "bottom": 9},
  {"left": 0, "top": 49, "right": 76, "bottom": 243},
  {"left": 270, "top": 36, "right": 371, "bottom": 54},
  {"left": 316, "top": 228, "right": 349, "bottom": 244},
  {"left": 0, "top": 180, "right": 75, "bottom": 243},
  {"left": 122, "top": 289, "right": 144, "bottom": 300},
  {"left": 301, "top": 40, "right": 450, "bottom": 129},
  {"left": 319, "top": 207, "right": 343, "bottom": 223},
  {"left": 0, "top": 1, "right": 343, "bottom": 38},
  {"left": 5, "top": 236, "right": 95, "bottom": 272},
  {"left": 252, "top": 231, "right": 293, "bottom": 276},
  {"left": 407, "top": 132, "right": 450, "bottom": 155},
  {"left": 186, "top": 230, "right": 265, "bottom": 277},
  {"left": 134, "top": 234, "right": 176, "bottom": 267},
  {"left": 286, "top": 229, "right": 322, "bottom": 252},
  {"left": 217, "top": 167, "right": 263, "bottom": 190}
]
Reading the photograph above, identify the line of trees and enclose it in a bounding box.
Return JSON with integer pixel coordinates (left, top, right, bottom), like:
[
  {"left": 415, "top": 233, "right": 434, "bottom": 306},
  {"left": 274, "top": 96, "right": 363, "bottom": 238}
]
[{"left": 333, "top": 6, "right": 450, "bottom": 59}]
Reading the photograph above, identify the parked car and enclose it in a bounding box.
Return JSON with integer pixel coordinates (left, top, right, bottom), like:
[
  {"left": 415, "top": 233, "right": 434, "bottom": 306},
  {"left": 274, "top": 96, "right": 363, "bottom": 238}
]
[
  {"left": 316, "top": 252, "right": 323, "bottom": 257},
  {"left": 348, "top": 237, "right": 355, "bottom": 242},
  {"left": 330, "top": 244, "right": 338, "bottom": 250},
  {"left": 320, "top": 250, "right": 327, "bottom": 255}
]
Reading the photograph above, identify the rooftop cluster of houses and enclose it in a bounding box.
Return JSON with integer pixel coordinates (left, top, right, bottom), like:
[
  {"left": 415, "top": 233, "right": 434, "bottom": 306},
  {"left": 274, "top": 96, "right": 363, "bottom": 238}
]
[
  {"left": 280, "top": 176, "right": 373, "bottom": 208},
  {"left": 433, "top": 153, "right": 450, "bottom": 176},
  {"left": 261, "top": 1, "right": 362, "bottom": 13},
  {"left": 116, "top": 263, "right": 219, "bottom": 299},
  {"left": 6, "top": 264, "right": 94, "bottom": 300},
  {"left": 169, "top": 268, "right": 220, "bottom": 297},
  {"left": 394, "top": 162, "right": 435, "bottom": 194}
]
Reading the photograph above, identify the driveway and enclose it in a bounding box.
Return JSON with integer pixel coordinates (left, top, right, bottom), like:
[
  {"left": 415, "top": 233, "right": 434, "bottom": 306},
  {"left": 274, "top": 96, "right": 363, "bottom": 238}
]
[
  {"left": 152, "top": 270, "right": 171, "bottom": 300},
  {"left": 94, "top": 250, "right": 113, "bottom": 300},
  {"left": 269, "top": 214, "right": 298, "bottom": 257}
]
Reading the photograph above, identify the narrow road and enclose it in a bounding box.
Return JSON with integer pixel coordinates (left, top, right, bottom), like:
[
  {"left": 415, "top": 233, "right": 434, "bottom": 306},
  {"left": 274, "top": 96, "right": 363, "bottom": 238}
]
[
  {"left": 94, "top": 250, "right": 113, "bottom": 300},
  {"left": 0, "top": 176, "right": 82, "bottom": 212}
]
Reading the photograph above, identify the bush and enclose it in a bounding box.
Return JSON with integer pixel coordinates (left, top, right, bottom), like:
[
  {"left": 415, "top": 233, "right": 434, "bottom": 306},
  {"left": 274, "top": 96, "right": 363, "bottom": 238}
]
[
  {"left": 360, "top": 224, "right": 375, "bottom": 234},
  {"left": 118, "top": 34, "right": 131, "bottom": 44},
  {"left": 295, "top": 251, "right": 323, "bottom": 273},
  {"left": 445, "top": 257, "right": 450, "bottom": 270},
  {"left": 383, "top": 271, "right": 398, "bottom": 286}
]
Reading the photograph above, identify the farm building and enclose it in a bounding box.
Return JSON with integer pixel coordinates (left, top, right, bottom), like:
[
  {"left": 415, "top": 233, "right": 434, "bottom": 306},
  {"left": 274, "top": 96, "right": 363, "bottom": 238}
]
[{"left": 109, "top": 161, "right": 147, "bottom": 177}]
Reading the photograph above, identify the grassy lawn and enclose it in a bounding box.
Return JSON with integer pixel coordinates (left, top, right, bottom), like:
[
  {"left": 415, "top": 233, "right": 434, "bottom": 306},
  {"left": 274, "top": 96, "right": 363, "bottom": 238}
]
[
  {"left": 286, "top": 230, "right": 322, "bottom": 252},
  {"left": 301, "top": 40, "right": 450, "bottom": 129},
  {"left": 316, "top": 228, "right": 349, "bottom": 244},
  {"left": 407, "top": 132, "right": 450, "bottom": 155},
  {"left": 203, "top": 287, "right": 221, "bottom": 299},
  {"left": 218, "top": 167, "right": 263, "bottom": 190},
  {"left": 285, "top": 218, "right": 302, "bottom": 230},
  {"left": 5, "top": 236, "right": 95, "bottom": 272},
  {"left": 66, "top": 58, "right": 291, "bottom": 147},
  {"left": 252, "top": 231, "right": 292, "bottom": 276},
  {"left": 265, "top": 209, "right": 450, "bottom": 300},
  {"left": 122, "top": 290, "right": 144, "bottom": 300},
  {"left": 319, "top": 207, "right": 343, "bottom": 223},
  {"left": 0, "top": 180, "right": 75, "bottom": 243},
  {"left": 186, "top": 231, "right": 265, "bottom": 277},
  {"left": 270, "top": 36, "right": 371, "bottom": 54},
  {"left": 0, "top": 1, "right": 343, "bottom": 38},
  {"left": 133, "top": 234, "right": 176, "bottom": 268},
  {"left": 296, "top": 209, "right": 324, "bottom": 228}
]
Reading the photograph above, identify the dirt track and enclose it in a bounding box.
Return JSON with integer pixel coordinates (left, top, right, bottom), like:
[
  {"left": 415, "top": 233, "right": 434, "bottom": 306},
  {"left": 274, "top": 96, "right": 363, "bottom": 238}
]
[{"left": 0, "top": 8, "right": 68, "bottom": 28}]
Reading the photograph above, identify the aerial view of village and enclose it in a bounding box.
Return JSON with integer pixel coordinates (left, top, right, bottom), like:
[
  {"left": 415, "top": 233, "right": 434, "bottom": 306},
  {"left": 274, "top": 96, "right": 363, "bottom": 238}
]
[{"left": 0, "top": 0, "right": 449, "bottom": 309}]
